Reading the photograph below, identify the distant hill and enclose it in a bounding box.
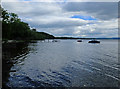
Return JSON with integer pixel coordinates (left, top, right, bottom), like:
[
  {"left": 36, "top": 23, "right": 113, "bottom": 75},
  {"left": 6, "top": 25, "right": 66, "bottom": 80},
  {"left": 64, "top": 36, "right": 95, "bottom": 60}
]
[
  {"left": 36, "top": 32, "right": 55, "bottom": 39},
  {"left": 55, "top": 37, "right": 120, "bottom": 39}
]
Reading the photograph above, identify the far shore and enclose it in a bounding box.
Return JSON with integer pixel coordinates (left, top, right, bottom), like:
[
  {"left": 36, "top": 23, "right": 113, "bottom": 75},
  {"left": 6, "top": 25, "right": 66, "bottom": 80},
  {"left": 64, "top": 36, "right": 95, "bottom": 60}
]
[{"left": 2, "top": 38, "right": 120, "bottom": 44}]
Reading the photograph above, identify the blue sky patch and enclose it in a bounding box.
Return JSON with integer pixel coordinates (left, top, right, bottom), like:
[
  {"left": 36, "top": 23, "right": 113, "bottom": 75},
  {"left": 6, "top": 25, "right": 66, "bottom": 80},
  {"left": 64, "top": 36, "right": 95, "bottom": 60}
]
[
  {"left": 24, "top": 0, "right": 31, "bottom": 1},
  {"left": 71, "top": 15, "right": 97, "bottom": 20}
]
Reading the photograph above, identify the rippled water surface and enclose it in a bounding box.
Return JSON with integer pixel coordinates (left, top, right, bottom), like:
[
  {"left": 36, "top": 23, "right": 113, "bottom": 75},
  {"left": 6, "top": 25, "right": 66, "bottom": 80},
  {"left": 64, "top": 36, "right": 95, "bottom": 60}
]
[{"left": 3, "top": 40, "right": 120, "bottom": 87}]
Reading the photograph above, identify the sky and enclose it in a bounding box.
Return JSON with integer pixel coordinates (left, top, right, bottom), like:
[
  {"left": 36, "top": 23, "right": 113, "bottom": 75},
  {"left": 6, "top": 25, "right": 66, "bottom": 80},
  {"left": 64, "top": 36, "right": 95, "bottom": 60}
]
[{"left": 1, "top": 0, "right": 119, "bottom": 38}]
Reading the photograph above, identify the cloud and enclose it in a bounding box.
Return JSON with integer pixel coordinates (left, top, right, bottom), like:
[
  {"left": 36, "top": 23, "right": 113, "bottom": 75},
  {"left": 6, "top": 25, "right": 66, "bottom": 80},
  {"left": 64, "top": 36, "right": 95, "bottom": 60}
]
[
  {"left": 2, "top": 1, "right": 118, "bottom": 38},
  {"left": 27, "top": 17, "right": 90, "bottom": 28},
  {"left": 63, "top": 2, "right": 118, "bottom": 20},
  {"left": 72, "top": 19, "right": 118, "bottom": 37},
  {"left": 2, "top": 2, "right": 62, "bottom": 17}
]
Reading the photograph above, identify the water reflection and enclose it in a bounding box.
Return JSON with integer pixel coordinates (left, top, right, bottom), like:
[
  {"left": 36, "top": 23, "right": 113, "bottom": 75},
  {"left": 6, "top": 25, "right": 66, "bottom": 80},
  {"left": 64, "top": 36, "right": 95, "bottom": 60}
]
[
  {"left": 2, "top": 42, "right": 34, "bottom": 88},
  {"left": 2, "top": 40, "right": 120, "bottom": 88}
]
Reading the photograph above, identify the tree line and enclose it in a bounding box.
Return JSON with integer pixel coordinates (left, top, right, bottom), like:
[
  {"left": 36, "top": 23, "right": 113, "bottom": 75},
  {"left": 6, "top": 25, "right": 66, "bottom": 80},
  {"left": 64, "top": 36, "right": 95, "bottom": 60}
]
[{"left": 2, "top": 8, "right": 55, "bottom": 40}]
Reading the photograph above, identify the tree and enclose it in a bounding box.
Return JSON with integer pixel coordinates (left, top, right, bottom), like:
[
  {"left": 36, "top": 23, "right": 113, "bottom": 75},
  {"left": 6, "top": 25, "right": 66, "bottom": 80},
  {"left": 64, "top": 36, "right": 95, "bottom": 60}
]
[
  {"left": 2, "top": 8, "right": 9, "bottom": 23},
  {"left": 2, "top": 8, "right": 54, "bottom": 40},
  {"left": 9, "top": 13, "right": 20, "bottom": 23},
  {"left": 32, "top": 29, "right": 36, "bottom": 32}
]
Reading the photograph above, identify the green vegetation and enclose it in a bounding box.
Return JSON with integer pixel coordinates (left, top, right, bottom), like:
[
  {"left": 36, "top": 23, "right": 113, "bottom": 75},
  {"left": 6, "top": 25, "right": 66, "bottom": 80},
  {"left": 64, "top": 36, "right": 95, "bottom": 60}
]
[{"left": 2, "top": 8, "right": 55, "bottom": 41}]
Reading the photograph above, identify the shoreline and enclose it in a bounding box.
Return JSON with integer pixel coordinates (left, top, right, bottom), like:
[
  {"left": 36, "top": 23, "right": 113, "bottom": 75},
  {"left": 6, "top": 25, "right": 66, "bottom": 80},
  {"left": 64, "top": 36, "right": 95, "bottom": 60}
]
[{"left": 2, "top": 38, "right": 120, "bottom": 44}]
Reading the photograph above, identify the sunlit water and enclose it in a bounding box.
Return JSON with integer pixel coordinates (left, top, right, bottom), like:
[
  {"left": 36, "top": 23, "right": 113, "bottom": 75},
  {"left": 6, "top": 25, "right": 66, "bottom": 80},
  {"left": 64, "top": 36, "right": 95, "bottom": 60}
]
[{"left": 3, "top": 40, "right": 120, "bottom": 87}]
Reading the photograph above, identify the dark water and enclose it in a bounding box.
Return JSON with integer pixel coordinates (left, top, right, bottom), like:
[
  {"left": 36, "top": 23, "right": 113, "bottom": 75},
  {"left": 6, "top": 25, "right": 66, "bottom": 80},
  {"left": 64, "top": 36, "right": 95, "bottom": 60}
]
[{"left": 3, "top": 40, "right": 120, "bottom": 88}]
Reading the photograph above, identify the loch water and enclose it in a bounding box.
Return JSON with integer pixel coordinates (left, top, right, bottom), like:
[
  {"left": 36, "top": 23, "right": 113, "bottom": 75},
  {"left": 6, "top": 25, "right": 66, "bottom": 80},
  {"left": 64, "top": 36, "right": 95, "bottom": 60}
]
[{"left": 2, "top": 39, "right": 120, "bottom": 88}]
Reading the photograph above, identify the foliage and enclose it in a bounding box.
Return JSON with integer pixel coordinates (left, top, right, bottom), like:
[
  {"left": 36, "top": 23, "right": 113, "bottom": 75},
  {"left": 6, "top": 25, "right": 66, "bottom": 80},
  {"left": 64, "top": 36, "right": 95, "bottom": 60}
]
[{"left": 2, "top": 8, "right": 54, "bottom": 40}]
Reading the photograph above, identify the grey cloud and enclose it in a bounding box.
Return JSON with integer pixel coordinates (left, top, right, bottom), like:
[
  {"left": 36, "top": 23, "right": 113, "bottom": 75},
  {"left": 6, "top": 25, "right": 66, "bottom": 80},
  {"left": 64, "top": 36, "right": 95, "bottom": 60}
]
[
  {"left": 38, "top": 20, "right": 88, "bottom": 28},
  {"left": 63, "top": 2, "right": 118, "bottom": 20},
  {"left": 78, "top": 28, "right": 118, "bottom": 38},
  {"left": 2, "top": 2, "right": 62, "bottom": 17},
  {"left": 2, "top": 2, "right": 118, "bottom": 38},
  {"left": 25, "top": 16, "right": 90, "bottom": 29}
]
